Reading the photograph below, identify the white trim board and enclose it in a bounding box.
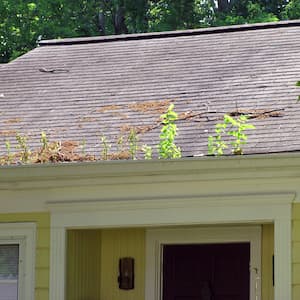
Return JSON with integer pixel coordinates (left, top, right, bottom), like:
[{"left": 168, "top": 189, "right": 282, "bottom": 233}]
[
  {"left": 49, "top": 193, "right": 292, "bottom": 300},
  {"left": 0, "top": 223, "right": 36, "bottom": 300},
  {"left": 145, "top": 226, "right": 261, "bottom": 300}
]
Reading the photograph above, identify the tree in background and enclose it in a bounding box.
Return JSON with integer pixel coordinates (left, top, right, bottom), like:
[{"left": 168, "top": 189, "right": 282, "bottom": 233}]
[
  {"left": 281, "top": 0, "right": 300, "bottom": 19},
  {"left": 1, "top": 0, "right": 300, "bottom": 63}
]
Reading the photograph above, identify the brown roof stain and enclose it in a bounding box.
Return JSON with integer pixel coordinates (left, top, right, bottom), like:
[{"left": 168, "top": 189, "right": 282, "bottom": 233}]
[
  {"left": 128, "top": 100, "right": 171, "bottom": 114},
  {"left": 79, "top": 117, "right": 97, "bottom": 123},
  {"left": 0, "top": 130, "right": 17, "bottom": 137},
  {"left": 111, "top": 112, "right": 129, "bottom": 119},
  {"left": 3, "top": 118, "right": 22, "bottom": 124},
  {"left": 120, "top": 124, "right": 132, "bottom": 133},
  {"left": 97, "top": 105, "right": 123, "bottom": 113}
]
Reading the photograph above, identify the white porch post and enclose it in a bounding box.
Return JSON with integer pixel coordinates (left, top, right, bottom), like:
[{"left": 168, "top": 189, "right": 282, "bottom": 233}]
[
  {"left": 274, "top": 214, "right": 292, "bottom": 300},
  {"left": 49, "top": 223, "right": 66, "bottom": 300}
]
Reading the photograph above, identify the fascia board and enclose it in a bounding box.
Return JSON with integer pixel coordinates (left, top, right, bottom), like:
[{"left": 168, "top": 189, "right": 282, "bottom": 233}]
[{"left": 1, "top": 153, "right": 300, "bottom": 190}]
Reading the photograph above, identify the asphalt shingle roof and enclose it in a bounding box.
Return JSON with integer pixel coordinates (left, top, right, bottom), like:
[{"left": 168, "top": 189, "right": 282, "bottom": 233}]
[{"left": 0, "top": 20, "right": 300, "bottom": 159}]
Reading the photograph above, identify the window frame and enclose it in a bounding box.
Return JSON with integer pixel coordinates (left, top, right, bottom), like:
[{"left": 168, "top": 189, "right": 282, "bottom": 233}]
[{"left": 0, "top": 223, "right": 36, "bottom": 300}]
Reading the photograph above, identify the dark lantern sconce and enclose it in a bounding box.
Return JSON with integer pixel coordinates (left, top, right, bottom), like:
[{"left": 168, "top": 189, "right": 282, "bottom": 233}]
[{"left": 118, "top": 257, "right": 134, "bottom": 290}]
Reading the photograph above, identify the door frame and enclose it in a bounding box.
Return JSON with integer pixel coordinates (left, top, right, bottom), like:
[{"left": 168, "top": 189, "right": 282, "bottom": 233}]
[{"left": 146, "top": 226, "right": 261, "bottom": 300}]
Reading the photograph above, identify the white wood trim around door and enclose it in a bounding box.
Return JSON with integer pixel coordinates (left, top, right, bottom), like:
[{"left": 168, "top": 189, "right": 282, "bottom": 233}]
[{"left": 145, "top": 226, "right": 261, "bottom": 300}]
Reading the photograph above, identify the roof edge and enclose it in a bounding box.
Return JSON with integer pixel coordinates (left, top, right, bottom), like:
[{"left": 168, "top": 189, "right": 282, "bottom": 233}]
[
  {"left": 2, "top": 151, "right": 300, "bottom": 177},
  {"left": 38, "top": 19, "right": 300, "bottom": 47}
]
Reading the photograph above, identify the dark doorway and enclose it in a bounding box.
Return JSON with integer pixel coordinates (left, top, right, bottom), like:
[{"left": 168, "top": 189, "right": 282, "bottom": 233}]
[{"left": 163, "top": 243, "right": 250, "bottom": 300}]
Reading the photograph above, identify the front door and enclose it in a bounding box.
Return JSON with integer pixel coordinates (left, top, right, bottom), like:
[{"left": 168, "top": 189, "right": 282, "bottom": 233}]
[{"left": 163, "top": 243, "right": 250, "bottom": 300}]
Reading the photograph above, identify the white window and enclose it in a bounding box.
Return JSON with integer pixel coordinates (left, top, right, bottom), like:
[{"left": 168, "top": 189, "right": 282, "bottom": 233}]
[{"left": 0, "top": 223, "right": 36, "bottom": 300}]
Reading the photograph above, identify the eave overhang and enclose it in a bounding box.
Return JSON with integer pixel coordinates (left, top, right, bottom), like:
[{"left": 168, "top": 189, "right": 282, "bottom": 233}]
[{"left": 1, "top": 152, "right": 300, "bottom": 191}]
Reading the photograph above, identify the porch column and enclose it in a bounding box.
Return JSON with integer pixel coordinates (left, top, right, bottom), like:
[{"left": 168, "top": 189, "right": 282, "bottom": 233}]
[
  {"left": 49, "top": 226, "right": 66, "bottom": 300},
  {"left": 274, "top": 214, "right": 292, "bottom": 300}
]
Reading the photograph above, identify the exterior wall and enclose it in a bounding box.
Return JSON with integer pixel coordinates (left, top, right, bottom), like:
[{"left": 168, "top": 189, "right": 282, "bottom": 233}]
[
  {"left": 1, "top": 155, "right": 298, "bottom": 300},
  {"left": 67, "top": 230, "right": 102, "bottom": 300},
  {"left": 67, "top": 228, "right": 145, "bottom": 300},
  {"left": 262, "top": 224, "right": 274, "bottom": 300},
  {"left": 0, "top": 212, "right": 50, "bottom": 300},
  {"left": 293, "top": 203, "right": 300, "bottom": 300},
  {"left": 100, "top": 228, "right": 145, "bottom": 300},
  {"left": 67, "top": 226, "right": 275, "bottom": 300}
]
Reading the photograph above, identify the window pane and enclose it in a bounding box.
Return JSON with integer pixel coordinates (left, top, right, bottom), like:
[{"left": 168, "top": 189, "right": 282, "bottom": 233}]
[{"left": 0, "top": 244, "right": 19, "bottom": 300}]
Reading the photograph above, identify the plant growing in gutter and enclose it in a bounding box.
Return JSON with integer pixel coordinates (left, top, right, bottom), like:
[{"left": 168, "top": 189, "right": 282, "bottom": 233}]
[
  {"left": 208, "top": 114, "right": 255, "bottom": 155},
  {"left": 128, "top": 128, "right": 138, "bottom": 160},
  {"left": 117, "top": 136, "right": 124, "bottom": 153},
  {"left": 208, "top": 122, "right": 228, "bottom": 156},
  {"left": 80, "top": 139, "right": 86, "bottom": 155},
  {"left": 40, "top": 131, "right": 48, "bottom": 150},
  {"left": 36, "top": 132, "right": 61, "bottom": 163},
  {"left": 5, "top": 140, "right": 13, "bottom": 164},
  {"left": 297, "top": 81, "right": 300, "bottom": 101},
  {"left": 100, "top": 135, "right": 111, "bottom": 160},
  {"left": 158, "top": 103, "right": 181, "bottom": 159},
  {"left": 142, "top": 145, "right": 153, "bottom": 160},
  {"left": 0, "top": 104, "right": 183, "bottom": 165},
  {"left": 16, "top": 133, "right": 31, "bottom": 163}
]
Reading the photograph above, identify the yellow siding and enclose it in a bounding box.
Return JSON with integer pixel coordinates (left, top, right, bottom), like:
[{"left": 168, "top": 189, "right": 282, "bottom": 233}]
[
  {"left": 66, "top": 229, "right": 102, "bottom": 300},
  {"left": 67, "top": 228, "right": 145, "bottom": 300},
  {"left": 100, "top": 228, "right": 145, "bottom": 300},
  {"left": 261, "top": 224, "right": 274, "bottom": 300},
  {"left": 0, "top": 212, "right": 50, "bottom": 300},
  {"left": 293, "top": 203, "right": 300, "bottom": 300},
  {"left": 67, "top": 226, "right": 275, "bottom": 300}
]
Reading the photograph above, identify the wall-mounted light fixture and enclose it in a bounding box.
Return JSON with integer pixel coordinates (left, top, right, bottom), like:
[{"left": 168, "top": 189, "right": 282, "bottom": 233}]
[{"left": 118, "top": 257, "right": 134, "bottom": 290}]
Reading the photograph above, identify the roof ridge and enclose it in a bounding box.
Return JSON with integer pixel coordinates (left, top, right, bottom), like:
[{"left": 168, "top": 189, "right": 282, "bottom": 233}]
[{"left": 39, "top": 19, "right": 300, "bottom": 47}]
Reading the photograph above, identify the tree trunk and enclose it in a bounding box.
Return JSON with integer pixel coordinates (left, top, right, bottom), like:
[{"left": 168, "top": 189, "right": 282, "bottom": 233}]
[{"left": 217, "top": 0, "right": 230, "bottom": 12}]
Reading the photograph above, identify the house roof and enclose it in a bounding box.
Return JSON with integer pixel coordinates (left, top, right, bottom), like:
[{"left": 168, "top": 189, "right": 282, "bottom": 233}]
[{"left": 0, "top": 20, "right": 300, "bottom": 161}]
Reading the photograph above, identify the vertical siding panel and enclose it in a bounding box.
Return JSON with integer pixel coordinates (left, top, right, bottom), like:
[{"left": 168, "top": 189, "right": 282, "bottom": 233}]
[
  {"left": 66, "top": 228, "right": 146, "bottom": 300},
  {"left": 66, "top": 229, "right": 102, "bottom": 300},
  {"left": 293, "top": 204, "right": 300, "bottom": 300},
  {"left": 100, "top": 228, "right": 145, "bottom": 300},
  {"left": 261, "top": 224, "right": 274, "bottom": 300}
]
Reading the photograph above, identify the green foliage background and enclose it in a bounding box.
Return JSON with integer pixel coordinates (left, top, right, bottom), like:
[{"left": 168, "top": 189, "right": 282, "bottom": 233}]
[{"left": 1, "top": 0, "right": 300, "bottom": 62}]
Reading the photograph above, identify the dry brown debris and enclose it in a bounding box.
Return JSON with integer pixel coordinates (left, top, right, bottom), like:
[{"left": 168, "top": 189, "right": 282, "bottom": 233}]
[
  {"left": 79, "top": 117, "right": 97, "bottom": 122},
  {"left": 34, "top": 140, "right": 95, "bottom": 163},
  {"left": 128, "top": 100, "right": 171, "bottom": 114},
  {"left": 229, "top": 108, "right": 284, "bottom": 119},
  {"left": 3, "top": 118, "right": 22, "bottom": 124},
  {"left": 111, "top": 112, "right": 129, "bottom": 119},
  {"left": 120, "top": 124, "right": 132, "bottom": 133},
  {"left": 0, "top": 130, "right": 17, "bottom": 136},
  {"left": 97, "top": 105, "right": 123, "bottom": 113},
  {"left": 120, "top": 124, "right": 159, "bottom": 134},
  {"left": 0, "top": 140, "right": 96, "bottom": 165},
  {"left": 108, "top": 151, "right": 131, "bottom": 160},
  {"left": 177, "top": 111, "right": 199, "bottom": 121}
]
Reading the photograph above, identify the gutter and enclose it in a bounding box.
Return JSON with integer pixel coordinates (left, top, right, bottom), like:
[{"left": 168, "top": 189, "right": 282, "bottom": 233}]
[{"left": 1, "top": 152, "right": 300, "bottom": 189}]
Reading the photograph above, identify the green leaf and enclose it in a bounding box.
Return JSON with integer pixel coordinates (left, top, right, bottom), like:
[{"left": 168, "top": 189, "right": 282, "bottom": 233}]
[
  {"left": 244, "top": 124, "right": 256, "bottom": 130},
  {"left": 224, "top": 114, "right": 238, "bottom": 126},
  {"left": 27, "top": 3, "right": 36, "bottom": 11},
  {"left": 296, "top": 81, "right": 300, "bottom": 87},
  {"left": 239, "top": 115, "right": 248, "bottom": 122}
]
